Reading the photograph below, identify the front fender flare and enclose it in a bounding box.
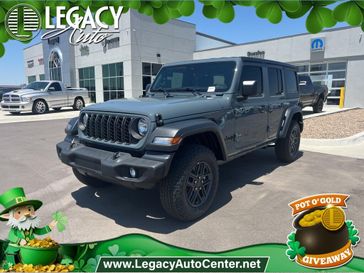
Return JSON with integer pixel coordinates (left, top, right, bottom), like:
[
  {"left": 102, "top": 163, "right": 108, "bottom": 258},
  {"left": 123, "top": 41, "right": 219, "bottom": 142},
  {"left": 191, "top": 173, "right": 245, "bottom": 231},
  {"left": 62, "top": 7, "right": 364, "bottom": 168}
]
[{"left": 146, "top": 119, "right": 227, "bottom": 159}]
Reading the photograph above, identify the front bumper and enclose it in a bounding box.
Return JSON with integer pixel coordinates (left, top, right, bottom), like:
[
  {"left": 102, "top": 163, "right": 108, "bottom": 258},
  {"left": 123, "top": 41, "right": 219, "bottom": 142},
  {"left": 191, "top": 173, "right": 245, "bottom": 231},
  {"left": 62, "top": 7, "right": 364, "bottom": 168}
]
[
  {"left": 1, "top": 101, "right": 33, "bottom": 112},
  {"left": 56, "top": 141, "right": 174, "bottom": 189}
]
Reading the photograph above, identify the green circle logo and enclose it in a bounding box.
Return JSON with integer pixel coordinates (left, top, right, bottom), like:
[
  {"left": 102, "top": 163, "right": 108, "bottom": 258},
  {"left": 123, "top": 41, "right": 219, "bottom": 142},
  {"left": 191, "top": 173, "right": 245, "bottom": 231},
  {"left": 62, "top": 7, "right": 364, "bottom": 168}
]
[{"left": 5, "top": 4, "right": 41, "bottom": 42}]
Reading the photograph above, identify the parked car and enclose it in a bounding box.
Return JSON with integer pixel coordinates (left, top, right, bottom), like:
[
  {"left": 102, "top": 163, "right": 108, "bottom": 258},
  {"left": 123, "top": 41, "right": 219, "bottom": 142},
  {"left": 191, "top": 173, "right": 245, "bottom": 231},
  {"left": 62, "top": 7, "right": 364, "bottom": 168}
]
[
  {"left": 298, "top": 75, "right": 328, "bottom": 113},
  {"left": 1, "top": 81, "right": 90, "bottom": 114},
  {"left": 0, "top": 85, "right": 24, "bottom": 101},
  {"left": 57, "top": 57, "right": 303, "bottom": 221}
]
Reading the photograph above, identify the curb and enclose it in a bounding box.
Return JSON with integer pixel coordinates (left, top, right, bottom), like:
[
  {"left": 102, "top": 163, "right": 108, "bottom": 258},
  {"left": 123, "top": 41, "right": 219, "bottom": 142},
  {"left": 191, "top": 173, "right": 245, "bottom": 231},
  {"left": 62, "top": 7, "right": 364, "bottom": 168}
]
[
  {"left": 303, "top": 107, "right": 354, "bottom": 120},
  {"left": 301, "top": 131, "right": 364, "bottom": 146}
]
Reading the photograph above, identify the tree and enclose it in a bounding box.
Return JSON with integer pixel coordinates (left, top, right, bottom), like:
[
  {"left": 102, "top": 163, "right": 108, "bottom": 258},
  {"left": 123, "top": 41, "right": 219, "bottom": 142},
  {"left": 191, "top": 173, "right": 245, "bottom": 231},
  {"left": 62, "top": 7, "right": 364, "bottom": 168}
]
[{"left": 0, "top": 0, "right": 363, "bottom": 58}]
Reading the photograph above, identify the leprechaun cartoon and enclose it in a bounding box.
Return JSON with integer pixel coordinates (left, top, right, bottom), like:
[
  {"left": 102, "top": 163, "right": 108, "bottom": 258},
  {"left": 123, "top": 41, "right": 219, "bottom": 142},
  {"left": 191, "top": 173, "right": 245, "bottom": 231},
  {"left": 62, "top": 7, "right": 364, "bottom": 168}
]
[{"left": 0, "top": 187, "right": 59, "bottom": 265}]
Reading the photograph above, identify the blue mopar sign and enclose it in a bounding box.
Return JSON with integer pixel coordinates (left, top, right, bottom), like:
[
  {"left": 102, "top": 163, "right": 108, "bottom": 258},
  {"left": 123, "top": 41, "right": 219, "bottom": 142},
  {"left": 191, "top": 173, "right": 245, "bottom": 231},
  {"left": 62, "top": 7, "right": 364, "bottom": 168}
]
[{"left": 311, "top": 38, "right": 325, "bottom": 52}]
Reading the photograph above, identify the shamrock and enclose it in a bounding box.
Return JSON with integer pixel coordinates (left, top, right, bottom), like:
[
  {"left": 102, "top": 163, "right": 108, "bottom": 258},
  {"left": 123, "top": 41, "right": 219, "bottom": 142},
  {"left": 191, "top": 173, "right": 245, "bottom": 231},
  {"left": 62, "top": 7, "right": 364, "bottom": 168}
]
[
  {"left": 60, "top": 256, "right": 73, "bottom": 266},
  {"left": 286, "top": 232, "right": 306, "bottom": 260},
  {"left": 104, "top": 244, "right": 126, "bottom": 256},
  {"left": 346, "top": 220, "right": 360, "bottom": 246},
  {"left": 52, "top": 211, "right": 68, "bottom": 232}
]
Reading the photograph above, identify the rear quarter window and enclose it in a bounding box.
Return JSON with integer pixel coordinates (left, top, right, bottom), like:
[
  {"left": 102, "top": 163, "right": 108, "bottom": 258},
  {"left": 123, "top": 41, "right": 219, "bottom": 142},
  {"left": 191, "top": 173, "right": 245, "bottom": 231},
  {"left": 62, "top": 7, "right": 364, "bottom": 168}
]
[{"left": 284, "top": 70, "right": 298, "bottom": 93}]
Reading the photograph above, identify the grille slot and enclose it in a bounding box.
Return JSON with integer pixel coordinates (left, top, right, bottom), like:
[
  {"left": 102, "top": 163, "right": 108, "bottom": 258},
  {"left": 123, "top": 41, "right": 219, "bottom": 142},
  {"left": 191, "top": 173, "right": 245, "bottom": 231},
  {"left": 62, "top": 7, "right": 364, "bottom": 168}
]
[
  {"left": 83, "top": 113, "right": 139, "bottom": 145},
  {"left": 2, "top": 95, "right": 20, "bottom": 102},
  {"left": 11, "top": 95, "right": 20, "bottom": 102}
]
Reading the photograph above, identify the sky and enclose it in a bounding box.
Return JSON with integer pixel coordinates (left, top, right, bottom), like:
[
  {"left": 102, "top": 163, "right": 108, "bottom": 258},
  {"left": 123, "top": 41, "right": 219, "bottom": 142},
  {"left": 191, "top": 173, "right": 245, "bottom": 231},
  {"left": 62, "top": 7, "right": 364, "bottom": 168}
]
[{"left": 0, "top": 2, "right": 346, "bottom": 85}]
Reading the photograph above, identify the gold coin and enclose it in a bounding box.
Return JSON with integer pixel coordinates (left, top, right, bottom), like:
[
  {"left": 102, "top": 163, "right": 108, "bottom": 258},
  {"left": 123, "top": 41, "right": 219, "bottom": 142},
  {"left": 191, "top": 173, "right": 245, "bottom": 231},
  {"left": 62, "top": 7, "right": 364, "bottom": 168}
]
[{"left": 322, "top": 206, "right": 346, "bottom": 231}]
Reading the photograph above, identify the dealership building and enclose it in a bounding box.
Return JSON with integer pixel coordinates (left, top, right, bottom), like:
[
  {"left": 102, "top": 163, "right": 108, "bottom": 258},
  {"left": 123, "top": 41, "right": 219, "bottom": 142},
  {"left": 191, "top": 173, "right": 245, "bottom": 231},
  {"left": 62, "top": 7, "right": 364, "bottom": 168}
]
[{"left": 24, "top": 10, "right": 364, "bottom": 107}]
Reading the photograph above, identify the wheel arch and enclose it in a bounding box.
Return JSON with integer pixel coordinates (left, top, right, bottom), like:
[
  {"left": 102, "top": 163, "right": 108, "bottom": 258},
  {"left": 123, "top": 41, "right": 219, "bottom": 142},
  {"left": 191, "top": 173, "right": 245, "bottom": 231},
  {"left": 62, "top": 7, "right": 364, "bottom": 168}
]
[
  {"left": 146, "top": 119, "right": 228, "bottom": 161},
  {"left": 32, "top": 98, "right": 49, "bottom": 112},
  {"left": 74, "top": 96, "right": 85, "bottom": 104},
  {"left": 278, "top": 106, "right": 303, "bottom": 138}
]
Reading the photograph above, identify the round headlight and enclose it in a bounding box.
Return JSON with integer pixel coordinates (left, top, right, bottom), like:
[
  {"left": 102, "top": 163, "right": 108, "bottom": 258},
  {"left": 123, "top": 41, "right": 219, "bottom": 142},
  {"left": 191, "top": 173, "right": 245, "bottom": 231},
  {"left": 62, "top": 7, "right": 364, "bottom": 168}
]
[
  {"left": 78, "top": 113, "right": 88, "bottom": 131},
  {"left": 137, "top": 118, "right": 148, "bottom": 136}
]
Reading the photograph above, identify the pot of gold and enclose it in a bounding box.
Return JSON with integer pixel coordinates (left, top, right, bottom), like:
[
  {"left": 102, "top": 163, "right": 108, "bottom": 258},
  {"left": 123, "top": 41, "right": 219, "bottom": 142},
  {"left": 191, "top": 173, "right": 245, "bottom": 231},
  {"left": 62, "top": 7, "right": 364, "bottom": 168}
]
[
  {"left": 294, "top": 207, "right": 349, "bottom": 254},
  {"left": 19, "top": 238, "right": 59, "bottom": 265}
]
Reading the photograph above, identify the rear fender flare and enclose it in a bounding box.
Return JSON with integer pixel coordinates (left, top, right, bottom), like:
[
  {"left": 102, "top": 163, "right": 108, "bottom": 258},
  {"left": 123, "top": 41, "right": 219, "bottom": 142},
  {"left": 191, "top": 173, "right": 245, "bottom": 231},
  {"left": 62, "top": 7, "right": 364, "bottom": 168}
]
[{"left": 279, "top": 106, "right": 303, "bottom": 138}]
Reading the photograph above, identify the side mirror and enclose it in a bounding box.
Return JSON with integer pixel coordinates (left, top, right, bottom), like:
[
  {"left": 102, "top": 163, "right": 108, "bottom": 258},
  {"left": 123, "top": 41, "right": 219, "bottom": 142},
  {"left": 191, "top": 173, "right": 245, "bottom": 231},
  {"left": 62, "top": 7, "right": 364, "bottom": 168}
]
[
  {"left": 241, "top": 80, "right": 258, "bottom": 97},
  {"left": 299, "top": 81, "right": 307, "bottom": 86},
  {"left": 145, "top": 84, "right": 151, "bottom": 92},
  {"left": 48, "top": 87, "right": 55, "bottom": 91}
]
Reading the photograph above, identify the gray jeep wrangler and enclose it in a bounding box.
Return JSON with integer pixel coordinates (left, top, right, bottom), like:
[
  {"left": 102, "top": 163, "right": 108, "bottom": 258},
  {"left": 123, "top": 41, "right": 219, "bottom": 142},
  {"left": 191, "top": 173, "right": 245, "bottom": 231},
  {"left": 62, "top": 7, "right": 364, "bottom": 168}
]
[{"left": 57, "top": 57, "right": 303, "bottom": 221}]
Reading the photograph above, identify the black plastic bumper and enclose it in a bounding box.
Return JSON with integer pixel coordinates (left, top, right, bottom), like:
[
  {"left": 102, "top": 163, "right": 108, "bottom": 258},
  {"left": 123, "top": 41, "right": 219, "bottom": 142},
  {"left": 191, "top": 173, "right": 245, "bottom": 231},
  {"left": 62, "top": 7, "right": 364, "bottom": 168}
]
[{"left": 56, "top": 141, "right": 174, "bottom": 189}]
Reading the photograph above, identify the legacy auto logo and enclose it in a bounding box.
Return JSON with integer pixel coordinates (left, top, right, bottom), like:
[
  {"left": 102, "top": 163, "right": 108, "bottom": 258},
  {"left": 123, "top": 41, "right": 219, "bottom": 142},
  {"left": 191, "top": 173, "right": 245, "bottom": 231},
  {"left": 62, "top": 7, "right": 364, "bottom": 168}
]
[
  {"left": 5, "top": 4, "right": 124, "bottom": 45},
  {"left": 42, "top": 6, "right": 124, "bottom": 45},
  {"left": 5, "top": 4, "right": 41, "bottom": 41}
]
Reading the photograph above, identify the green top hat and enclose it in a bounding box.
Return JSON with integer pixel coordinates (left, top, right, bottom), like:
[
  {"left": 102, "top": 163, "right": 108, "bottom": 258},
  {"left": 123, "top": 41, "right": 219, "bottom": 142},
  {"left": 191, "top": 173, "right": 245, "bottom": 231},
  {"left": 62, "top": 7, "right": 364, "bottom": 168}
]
[{"left": 0, "top": 187, "right": 42, "bottom": 221}]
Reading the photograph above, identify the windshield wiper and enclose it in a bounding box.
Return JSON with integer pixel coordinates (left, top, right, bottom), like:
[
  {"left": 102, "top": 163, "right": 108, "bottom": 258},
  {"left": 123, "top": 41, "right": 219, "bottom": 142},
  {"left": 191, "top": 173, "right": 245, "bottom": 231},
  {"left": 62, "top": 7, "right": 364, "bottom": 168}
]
[
  {"left": 150, "top": 88, "right": 173, "bottom": 98},
  {"left": 173, "top": 87, "right": 205, "bottom": 96}
]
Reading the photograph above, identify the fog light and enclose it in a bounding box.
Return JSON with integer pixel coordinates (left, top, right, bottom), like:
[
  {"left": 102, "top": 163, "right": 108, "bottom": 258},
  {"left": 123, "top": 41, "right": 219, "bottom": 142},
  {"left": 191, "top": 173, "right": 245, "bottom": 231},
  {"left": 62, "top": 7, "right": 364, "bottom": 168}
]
[{"left": 129, "top": 168, "right": 136, "bottom": 178}]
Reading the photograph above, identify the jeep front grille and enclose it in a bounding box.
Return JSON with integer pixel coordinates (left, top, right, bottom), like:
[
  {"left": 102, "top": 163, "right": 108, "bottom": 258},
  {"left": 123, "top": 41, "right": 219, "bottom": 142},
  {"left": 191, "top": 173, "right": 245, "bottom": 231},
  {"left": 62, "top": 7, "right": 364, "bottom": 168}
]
[{"left": 83, "top": 113, "right": 139, "bottom": 144}]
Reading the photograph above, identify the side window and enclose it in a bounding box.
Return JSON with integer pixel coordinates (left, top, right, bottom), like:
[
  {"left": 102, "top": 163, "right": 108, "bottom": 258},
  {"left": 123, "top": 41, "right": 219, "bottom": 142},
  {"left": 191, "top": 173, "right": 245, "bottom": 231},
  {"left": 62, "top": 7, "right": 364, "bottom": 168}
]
[
  {"left": 268, "top": 67, "right": 283, "bottom": 96},
  {"left": 49, "top": 83, "right": 62, "bottom": 91},
  {"left": 284, "top": 70, "right": 298, "bottom": 93},
  {"left": 241, "top": 65, "right": 263, "bottom": 97}
]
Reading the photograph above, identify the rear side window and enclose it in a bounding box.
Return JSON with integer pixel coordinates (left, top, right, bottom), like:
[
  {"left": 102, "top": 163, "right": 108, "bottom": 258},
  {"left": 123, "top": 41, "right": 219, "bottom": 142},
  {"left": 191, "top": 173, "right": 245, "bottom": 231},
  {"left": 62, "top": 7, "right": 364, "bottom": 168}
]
[
  {"left": 268, "top": 68, "right": 283, "bottom": 96},
  {"left": 284, "top": 70, "right": 298, "bottom": 93},
  {"left": 241, "top": 65, "right": 263, "bottom": 97}
]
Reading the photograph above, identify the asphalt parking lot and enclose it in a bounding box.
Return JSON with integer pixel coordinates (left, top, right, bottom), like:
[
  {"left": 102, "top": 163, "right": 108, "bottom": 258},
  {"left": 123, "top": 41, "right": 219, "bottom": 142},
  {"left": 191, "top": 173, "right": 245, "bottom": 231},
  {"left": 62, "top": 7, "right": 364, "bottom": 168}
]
[{"left": 0, "top": 118, "right": 363, "bottom": 256}]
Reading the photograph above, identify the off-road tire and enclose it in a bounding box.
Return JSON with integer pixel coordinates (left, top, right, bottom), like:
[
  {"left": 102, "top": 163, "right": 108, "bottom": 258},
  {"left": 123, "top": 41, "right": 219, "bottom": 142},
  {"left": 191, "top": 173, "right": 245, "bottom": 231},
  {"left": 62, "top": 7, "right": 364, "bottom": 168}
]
[
  {"left": 32, "top": 100, "right": 48, "bottom": 114},
  {"left": 73, "top": 168, "right": 110, "bottom": 188},
  {"left": 313, "top": 97, "right": 324, "bottom": 113},
  {"left": 160, "top": 144, "right": 219, "bottom": 221},
  {"left": 275, "top": 120, "right": 301, "bottom": 163},
  {"left": 73, "top": 97, "right": 84, "bottom": 111},
  {"left": 53, "top": 107, "right": 62, "bottom": 111}
]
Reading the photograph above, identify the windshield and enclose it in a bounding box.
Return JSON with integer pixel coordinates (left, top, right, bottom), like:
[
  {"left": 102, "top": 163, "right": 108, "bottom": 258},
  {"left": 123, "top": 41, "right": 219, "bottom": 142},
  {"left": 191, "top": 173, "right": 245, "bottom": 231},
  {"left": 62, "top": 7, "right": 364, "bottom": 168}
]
[
  {"left": 25, "top": 82, "right": 49, "bottom": 90},
  {"left": 151, "top": 61, "right": 236, "bottom": 93}
]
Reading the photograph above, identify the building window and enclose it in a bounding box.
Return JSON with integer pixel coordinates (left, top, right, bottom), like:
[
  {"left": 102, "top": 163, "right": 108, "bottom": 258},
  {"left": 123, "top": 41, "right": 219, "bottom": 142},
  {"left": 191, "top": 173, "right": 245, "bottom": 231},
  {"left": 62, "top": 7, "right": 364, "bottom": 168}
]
[
  {"left": 107, "top": 37, "right": 120, "bottom": 50},
  {"left": 80, "top": 45, "right": 90, "bottom": 56},
  {"left": 39, "top": 74, "right": 45, "bottom": 80},
  {"left": 297, "top": 65, "right": 309, "bottom": 73},
  {"left": 79, "top": 66, "right": 96, "bottom": 103},
  {"left": 328, "top": 62, "right": 347, "bottom": 71},
  {"left": 48, "top": 37, "right": 59, "bottom": 45},
  {"left": 102, "top": 62, "right": 124, "bottom": 101},
  {"left": 49, "top": 51, "right": 62, "bottom": 81},
  {"left": 142, "top": 62, "right": 163, "bottom": 92},
  {"left": 27, "top": 60, "right": 34, "bottom": 68},
  {"left": 28, "top": 75, "right": 36, "bottom": 83},
  {"left": 38, "top": 58, "right": 44, "bottom": 65}
]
